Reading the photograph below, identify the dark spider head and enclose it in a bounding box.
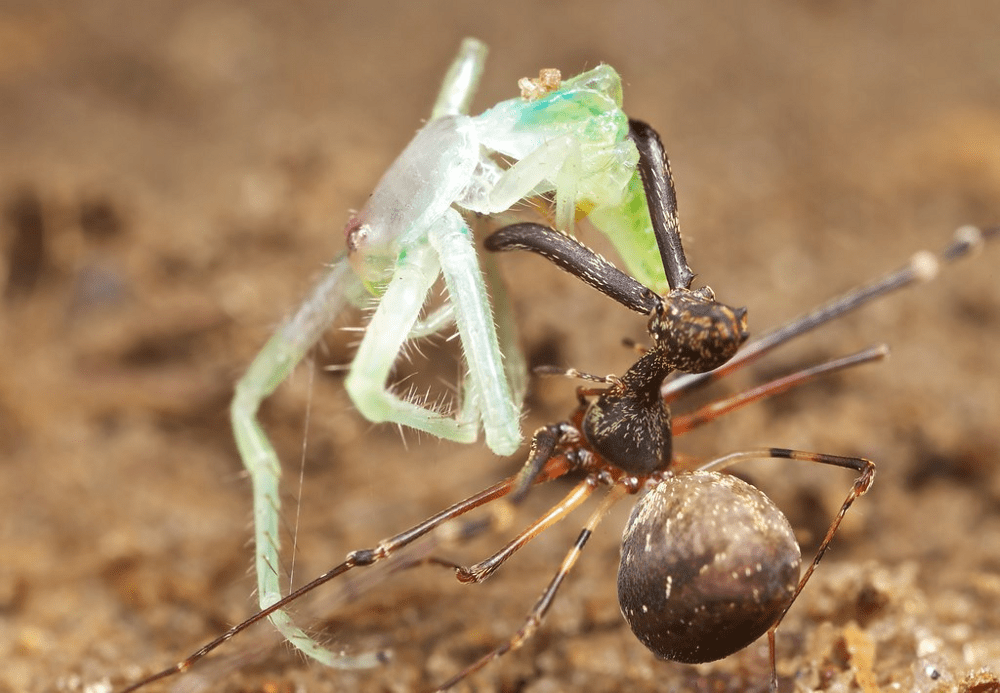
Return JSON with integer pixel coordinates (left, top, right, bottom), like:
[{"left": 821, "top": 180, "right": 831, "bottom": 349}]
[{"left": 647, "top": 287, "right": 748, "bottom": 374}]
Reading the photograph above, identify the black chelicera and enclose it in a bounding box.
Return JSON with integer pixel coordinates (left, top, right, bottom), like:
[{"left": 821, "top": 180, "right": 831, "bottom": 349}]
[{"left": 118, "top": 120, "right": 996, "bottom": 693}]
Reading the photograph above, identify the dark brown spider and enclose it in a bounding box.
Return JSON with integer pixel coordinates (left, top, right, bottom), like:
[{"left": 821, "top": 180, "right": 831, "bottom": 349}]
[{"left": 118, "top": 119, "right": 995, "bottom": 693}]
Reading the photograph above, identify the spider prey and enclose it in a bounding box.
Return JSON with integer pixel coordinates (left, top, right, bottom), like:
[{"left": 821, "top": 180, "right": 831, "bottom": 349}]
[
  {"left": 121, "top": 116, "right": 995, "bottom": 691},
  {"left": 233, "top": 38, "right": 674, "bottom": 669}
]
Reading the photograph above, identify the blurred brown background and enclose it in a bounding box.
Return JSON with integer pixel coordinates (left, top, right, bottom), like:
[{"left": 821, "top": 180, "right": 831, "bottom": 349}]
[{"left": 2, "top": 1, "right": 999, "bottom": 692}]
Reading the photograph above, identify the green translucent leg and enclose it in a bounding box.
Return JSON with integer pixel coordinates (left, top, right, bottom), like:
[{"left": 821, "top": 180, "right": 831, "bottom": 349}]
[
  {"left": 552, "top": 144, "right": 582, "bottom": 233},
  {"left": 430, "top": 210, "right": 522, "bottom": 455},
  {"left": 346, "top": 238, "right": 480, "bottom": 442},
  {"left": 231, "top": 258, "right": 384, "bottom": 669},
  {"left": 479, "top": 134, "right": 582, "bottom": 233},
  {"left": 347, "top": 211, "right": 523, "bottom": 455},
  {"left": 432, "top": 38, "right": 488, "bottom": 119},
  {"left": 481, "top": 249, "right": 528, "bottom": 407},
  {"left": 408, "top": 302, "right": 456, "bottom": 339}
]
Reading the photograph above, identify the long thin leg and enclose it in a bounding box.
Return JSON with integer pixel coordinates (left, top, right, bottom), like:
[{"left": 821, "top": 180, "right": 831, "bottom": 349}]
[
  {"left": 433, "top": 483, "right": 629, "bottom": 691},
  {"left": 663, "top": 225, "right": 997, "bottom": 402},
  {"left": 184, "top": 514, "right": 510, "bottom": 693},
  {"left": 230, "top": 257, "right": 385, "bottom": 670},
  {"left": 430, "top": 210, "right": 522, "bottom": 455},
  {"left": 769, "top": 454, "right": 875, "bottom": 692},
  {"left": 449, "top": 476, "right": 598, "bottom": 583},
  {"left": 406, "top": 302, "right": 456, "bottom": 338},
  {"left": 672, "top": 344, "right": 889, "bottom": 434},
  {"left": 118, "top": 457, "right": 575, "bottom": 693},
  {"left": 696, "top": 448, "right": 875, "bottom": 693},
  {"left": 697, "top": 446, "right": 874, "bottom": 480}
]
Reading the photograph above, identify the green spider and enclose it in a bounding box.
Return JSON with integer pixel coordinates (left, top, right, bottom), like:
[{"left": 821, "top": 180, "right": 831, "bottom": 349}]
[{"left": 230, "top": 38, "right": 667, "bottom": 670}]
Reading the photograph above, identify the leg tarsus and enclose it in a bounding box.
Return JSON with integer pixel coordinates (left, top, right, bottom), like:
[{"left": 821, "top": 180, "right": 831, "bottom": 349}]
[{"left": 454, "top": 477, "right": 596, "bottom": 585}]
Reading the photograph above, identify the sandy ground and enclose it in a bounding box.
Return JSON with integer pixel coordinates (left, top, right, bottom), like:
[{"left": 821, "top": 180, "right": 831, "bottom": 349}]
[{"left": 2, "top": 2, "right": 1000, "bottom": 692}]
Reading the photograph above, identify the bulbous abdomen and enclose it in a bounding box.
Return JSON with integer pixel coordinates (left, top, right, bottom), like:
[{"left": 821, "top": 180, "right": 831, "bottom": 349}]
[{"left": 617, "top": 471, "right": 801, "bottom": 663}]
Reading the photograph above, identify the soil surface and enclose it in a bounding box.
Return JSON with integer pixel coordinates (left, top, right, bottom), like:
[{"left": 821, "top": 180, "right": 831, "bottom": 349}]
[{"left": 3, "top": 2, "right": 1000, "bottom": 692}]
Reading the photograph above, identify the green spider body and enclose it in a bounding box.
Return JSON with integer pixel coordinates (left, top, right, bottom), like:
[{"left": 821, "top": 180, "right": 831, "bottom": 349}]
[{"left": 231, "top": 38, "right": 661, "bottom": 671}]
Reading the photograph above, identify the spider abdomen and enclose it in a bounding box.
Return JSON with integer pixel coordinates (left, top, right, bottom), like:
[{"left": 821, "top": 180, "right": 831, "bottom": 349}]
[{"left": 617, "top": 471, "right": 801, "bottom": 663}]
